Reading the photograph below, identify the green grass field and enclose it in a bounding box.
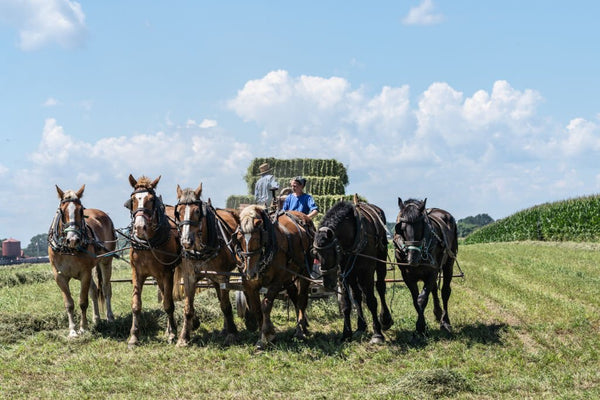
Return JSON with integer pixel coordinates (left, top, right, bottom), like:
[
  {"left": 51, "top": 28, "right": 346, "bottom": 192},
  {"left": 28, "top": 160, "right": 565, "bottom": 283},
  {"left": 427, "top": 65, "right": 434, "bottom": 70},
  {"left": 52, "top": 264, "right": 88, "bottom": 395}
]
[{"left": 1, "top": 242, "right": 598, "bottom": 399}]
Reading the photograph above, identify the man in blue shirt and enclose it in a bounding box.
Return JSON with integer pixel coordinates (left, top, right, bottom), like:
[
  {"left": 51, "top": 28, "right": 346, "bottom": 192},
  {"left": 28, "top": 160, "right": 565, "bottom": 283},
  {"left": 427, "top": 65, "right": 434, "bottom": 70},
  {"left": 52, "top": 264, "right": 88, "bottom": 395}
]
[{"left": 282, "top": 176, "right": 318, "bottom": 219}]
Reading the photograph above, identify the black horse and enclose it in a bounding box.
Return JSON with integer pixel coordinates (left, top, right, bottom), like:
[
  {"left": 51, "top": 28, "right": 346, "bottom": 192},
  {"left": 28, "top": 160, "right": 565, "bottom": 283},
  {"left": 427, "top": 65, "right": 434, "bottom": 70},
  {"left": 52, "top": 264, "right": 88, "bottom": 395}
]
[
  {"left": 313, "top": 200, "right": 393, "bottom": 343},
  {"left": 393, "top": 198, "right": 458, "bottom": 335}
]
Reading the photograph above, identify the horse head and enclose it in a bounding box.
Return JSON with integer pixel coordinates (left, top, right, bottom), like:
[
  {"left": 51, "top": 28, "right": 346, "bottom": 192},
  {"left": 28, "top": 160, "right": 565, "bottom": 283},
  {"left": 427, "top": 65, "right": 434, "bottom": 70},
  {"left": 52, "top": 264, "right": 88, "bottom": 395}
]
[
  {"left": 175, "top": 183, "right": 205, "bottom": 251},
  {"left": 126, "top": 174, "right": 164, "bottom": 241},
  {"left": 237, "top": 205, "right": 271, "bottom": 279},
  {"left": 395, "top": 197, "right": 427, "bottom": 266},
  {"left": 55, "top": 184, "right": 87, "bottom": 249}
]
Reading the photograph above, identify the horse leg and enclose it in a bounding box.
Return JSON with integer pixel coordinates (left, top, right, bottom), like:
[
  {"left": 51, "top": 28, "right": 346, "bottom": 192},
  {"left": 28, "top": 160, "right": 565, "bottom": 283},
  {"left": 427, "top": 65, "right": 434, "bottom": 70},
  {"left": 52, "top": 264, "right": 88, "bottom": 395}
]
[
  {"left": 128, "top": 270, "right": 146, "bottom": 348},
  {"left": 295, "top": 277, "right": 310, "bottom": 337},
  {"left": 440, "top": 262, "right": 453, "bottom": 333},
  {"left": 244, "top": 286, "right": 262, "bottom": 334},
  {"left": 431, "top": 275, "right": 443, "bottom": 323},
  {"left": 375, "top": 260, "right": 393, "bottom": 330},
  {"left": 158, "top": 272, "right": 177, "bottom": 344},
  {"left": 360, "top": 272, "right": 384, "bottom": 344},
  {"left": 88, "top": 269, "right": 100, "bottom": 325},
  {"left": 55, "top": 273, "right": 78, "bottom": 337},
  {"left": 404, "top": 277, "right": 426, "bottom": 335},
  {"left": 98, "top": 259, "right": 115, "bottom": 322},
  {"left": 176, "top": 266, "right": 197, "bottom": 347},
  {"left": 349, "top": 279, "right": 367, "bottom": 336},
  {"left": 257, "top": 288, "right": 278, "bottom": 349},
  {"left": 414, "top": 274, "right": 437, "bottom": 335},
  {"left": 340, "top": 280, "right": 353, "bottom": 341},
  {"left": 78, "top": 270, "right": 92, "bottom": 334},
  {"left": 216, "top": 283, "right": 238, "bottom": 345}
]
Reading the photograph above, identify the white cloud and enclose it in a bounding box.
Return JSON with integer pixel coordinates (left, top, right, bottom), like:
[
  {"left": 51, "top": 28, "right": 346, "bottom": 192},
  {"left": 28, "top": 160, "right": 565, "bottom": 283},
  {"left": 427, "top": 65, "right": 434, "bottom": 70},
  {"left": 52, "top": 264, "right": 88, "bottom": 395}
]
[
  {"left": 0, "top": 0, "right": 86, "bottom": 51},
  {"left": 402, "top": 0, "right": 444, "bottom": 26},
  {"left": 199, "top": 119, "right": 218, "bottom": 129},
  {"left": 43, "top": 97, "right": 60, "bottom": 107},
  {"left": 4, "top": 71, "right": 600, "bottom": 245}
]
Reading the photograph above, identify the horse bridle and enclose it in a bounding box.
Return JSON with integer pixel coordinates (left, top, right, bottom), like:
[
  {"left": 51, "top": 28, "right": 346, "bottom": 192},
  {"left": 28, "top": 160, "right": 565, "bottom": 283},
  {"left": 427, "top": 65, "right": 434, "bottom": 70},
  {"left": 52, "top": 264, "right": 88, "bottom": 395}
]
[
  {"left": 238, "top": 209, "right": 277, "bottom": 278},
  {"left": 127, "top": 188, "right": 170, "bottom": 248},
  {"left": 394, "top": 206, "right": 436, "bottom": 264},
  {"left": 49, "top": 198, "right": 90, "bottom": 253}
]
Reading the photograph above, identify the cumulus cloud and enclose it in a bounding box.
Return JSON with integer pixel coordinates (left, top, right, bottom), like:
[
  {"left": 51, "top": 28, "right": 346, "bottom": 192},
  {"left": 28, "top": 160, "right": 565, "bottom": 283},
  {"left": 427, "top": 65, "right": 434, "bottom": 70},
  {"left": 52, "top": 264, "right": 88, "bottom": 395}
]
[
  {"left": 0, "top": 0, "right": 86, "bottom": 51},
  {"left": 4, "top": 70, "right": 600, "bottom": 244},
  {"left": 43, "top": 97, "right": 60, "bottom": 107},
  {"left": 402, "top": 0, "right": 444, "bottom": 26}
]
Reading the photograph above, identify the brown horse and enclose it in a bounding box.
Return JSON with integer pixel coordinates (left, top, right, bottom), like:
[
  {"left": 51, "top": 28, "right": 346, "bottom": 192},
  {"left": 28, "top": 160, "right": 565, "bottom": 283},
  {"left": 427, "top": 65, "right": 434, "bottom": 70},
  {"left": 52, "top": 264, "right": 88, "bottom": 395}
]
[
  {"left": 174, "top": 183, "right": 241, "bottom": 346},
  {"left": 393, "top": 198, "right": 458, "bottom": 335},
  {"left": 237, "top": 205, "right": 315, "bottom": 349},
  {"left": 312, "top": 200, "right": 393, "bottom": 343},
  {"left": 125, "top": 174, "right": 182, "bottom": 347},
  {"left": 48, "top": 184, "right": 116, "bottom": 337}
]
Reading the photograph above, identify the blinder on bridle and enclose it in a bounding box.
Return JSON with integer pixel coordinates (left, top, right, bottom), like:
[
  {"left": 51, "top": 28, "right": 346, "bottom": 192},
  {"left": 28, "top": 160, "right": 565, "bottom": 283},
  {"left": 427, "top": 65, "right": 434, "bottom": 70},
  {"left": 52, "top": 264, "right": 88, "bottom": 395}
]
[{"left": 174, "top": 199, "right": 205, "bottom": 229}]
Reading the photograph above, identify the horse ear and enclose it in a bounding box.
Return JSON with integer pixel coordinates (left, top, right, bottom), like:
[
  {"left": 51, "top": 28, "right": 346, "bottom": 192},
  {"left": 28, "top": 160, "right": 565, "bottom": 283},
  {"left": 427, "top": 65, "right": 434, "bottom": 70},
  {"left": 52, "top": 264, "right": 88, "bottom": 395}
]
[
  {"left": 421, "top": 198, "right": 427, "bottom": 211},
  {"left": 195, "top": 183, "right": 203, "bottom": 199},
  {"left": 56, "top": 185, "right": 65, "bottom": 199},
  {"left": 76, "top": 184, "right": 85, "bottom": 199},
  {"left": 398, "top": 197, "right": 404, "bottom": 210},
  {"left": 207, "top": 198, "right": 212, "bottom": 207},
  {"left": 176, "top": 184, "right": 183, "bottom": 199},
  {"left": 353, "top": 193, "right": 358, "bottom": 205},
  {"left": 128, "top": 174, "right": 137, "bottom": 188},
  {"left": 151, "top": 175, "right": 161, "bottom": 189}
]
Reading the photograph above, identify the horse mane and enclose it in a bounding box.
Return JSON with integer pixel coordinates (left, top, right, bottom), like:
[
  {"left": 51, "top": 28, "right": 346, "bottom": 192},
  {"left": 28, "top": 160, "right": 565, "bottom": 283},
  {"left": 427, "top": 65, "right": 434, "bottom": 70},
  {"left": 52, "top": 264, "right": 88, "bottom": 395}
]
[
  {"left": 239, "top": 205, "right": 265, "bottom": 234},
  {"left": 134, "top": 176, "right": 154, "bottom": 190},
  {"left": 62, "top": 190, "right": 81, "bottom": 201},
  {"left": 401, "top": 199, "right": 425, "bottom": 222},
  {"left": 320, "top": 201, "right": 354, "bottom": 230},
  {"left": 178, "top": 188, "right": 200, "bottom": 203}
]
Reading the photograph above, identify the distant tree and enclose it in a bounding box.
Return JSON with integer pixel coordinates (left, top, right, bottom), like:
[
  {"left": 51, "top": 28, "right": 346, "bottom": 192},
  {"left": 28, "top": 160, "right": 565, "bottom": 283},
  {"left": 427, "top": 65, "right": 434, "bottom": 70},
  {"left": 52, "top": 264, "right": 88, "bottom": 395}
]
[
  {"left": 457, "top": 214, "right": 494, "bottom": 238},
  {"left": 23, "top": 234, "right": 48, "bottom": 257}
]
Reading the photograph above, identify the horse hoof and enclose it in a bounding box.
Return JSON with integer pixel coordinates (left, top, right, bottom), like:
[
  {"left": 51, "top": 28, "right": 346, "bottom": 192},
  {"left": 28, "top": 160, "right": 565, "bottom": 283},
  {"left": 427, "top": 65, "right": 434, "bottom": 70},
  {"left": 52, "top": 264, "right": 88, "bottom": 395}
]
[
  {"left": 68, "top": 330, "right": 79, "bottom": 338},
  {"left": 176, "top": 339, "right": 189, "bottom": 347},
  {"left": 224, "top": 334, "right": 237, "bottom": 346},
  {"left": 127, "top": 337, "right": 138, "bottom": 349},
  {"left": 380, "top": 315, "right": 394, "bottom": 331},
  {"left": 440, "top": 322, "right": 453, "bottom": 333},
  {"left": 369, "top": 334, "right": 385, "bottom": 345}
]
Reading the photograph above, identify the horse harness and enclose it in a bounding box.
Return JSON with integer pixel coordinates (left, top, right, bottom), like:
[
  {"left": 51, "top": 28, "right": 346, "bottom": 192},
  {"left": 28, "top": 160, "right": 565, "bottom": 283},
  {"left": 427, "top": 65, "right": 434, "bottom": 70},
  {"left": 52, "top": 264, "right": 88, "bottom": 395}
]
[
  {"left": 48, "top": 198, "right": 103, "bottom": 255},
  {"left": 127, "top": 188, "right": 173, "bottom": 251},
  {"left": 314, "top": 202, "right": 386, "bottom": 280},
  {"left": 393, "top": 208, "right": 456, "bottom": 269},
  {"left": 175, "top": 199, "right": 238, "bottom": 264},
  {"left": 238, "top": 209, "right": 313, "bottom": 278}
]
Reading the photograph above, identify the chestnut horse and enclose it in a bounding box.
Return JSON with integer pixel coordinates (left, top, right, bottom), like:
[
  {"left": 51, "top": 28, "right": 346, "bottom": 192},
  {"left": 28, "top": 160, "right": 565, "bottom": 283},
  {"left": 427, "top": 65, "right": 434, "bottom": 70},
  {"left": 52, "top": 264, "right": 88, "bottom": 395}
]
[
  {"left": 312, "top": 200, "right": 393, "bottom": 343},
  {"left": 174, "top": 183, "right": 241, "bottom": 346},
  {"left": 393, "top": 198, "right": 458, "bottom": 335},
  {"left": 237, "top": 205, "right": 315, "bottom": 349},
  {"left": 48, "top": 185, "right": 116, "bottom": 337},
  {"left": 125, "top": 174, "right": 181, "bottom": 347}
]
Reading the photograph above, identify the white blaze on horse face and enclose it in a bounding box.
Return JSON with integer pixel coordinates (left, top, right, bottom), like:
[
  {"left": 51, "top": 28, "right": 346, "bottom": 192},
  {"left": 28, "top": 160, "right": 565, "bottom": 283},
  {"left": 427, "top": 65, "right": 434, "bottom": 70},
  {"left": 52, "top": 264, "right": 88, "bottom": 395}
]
[
  {"left": 181, "top": 205, "right": 192, "bottom": 246},
  {"left": 133, "top": 192, "right": 150, "bottom": 237},
  {"left": 65, "top": 202, "right": 79, "bottom": 244}
]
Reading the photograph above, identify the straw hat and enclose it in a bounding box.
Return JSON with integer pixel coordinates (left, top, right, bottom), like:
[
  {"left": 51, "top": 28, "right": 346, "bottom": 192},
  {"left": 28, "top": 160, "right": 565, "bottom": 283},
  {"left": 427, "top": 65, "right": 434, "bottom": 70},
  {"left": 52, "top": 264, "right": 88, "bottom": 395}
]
[{"left": 258, "top": 162, "right": 273, "bottom": 174}]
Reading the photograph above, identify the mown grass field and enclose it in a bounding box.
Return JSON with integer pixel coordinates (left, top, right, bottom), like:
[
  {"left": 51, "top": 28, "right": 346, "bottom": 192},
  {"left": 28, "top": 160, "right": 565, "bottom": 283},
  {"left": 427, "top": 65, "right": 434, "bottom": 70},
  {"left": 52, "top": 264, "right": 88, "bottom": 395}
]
[{"left": 1, "top": 242, "right": 599, "bottom": 399}]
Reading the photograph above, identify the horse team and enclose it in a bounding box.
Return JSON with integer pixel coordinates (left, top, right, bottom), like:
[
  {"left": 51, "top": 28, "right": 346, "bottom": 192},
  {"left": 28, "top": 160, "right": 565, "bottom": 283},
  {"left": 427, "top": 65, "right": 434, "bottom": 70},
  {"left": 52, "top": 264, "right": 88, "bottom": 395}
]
[{"left": 49, "top": 174, "right": 458, "bottom": 348}]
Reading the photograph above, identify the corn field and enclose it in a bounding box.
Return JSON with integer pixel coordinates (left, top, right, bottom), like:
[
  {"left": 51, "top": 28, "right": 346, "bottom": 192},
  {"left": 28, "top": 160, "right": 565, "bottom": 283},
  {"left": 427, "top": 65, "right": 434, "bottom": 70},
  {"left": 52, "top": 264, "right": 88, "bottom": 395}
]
[{"left": 464, "top": 194, "right": 600, "bottom": 243}]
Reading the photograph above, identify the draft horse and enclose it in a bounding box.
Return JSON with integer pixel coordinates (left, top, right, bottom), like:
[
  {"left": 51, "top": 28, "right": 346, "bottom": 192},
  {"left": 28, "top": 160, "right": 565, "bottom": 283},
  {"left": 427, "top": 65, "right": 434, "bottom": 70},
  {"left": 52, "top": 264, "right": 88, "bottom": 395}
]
[
  {"left": 312, "top": 200, "right": 393, "bottom": 343},
  {"left": 125, "top": 174, "right": 182, "bottom": 347},
  {"left": 393, "top": 198, "right": 458, "bottom": 335},
  {"left": 174, "top": 183, "right": 241, "bottom": 346},
  {"left": 237, "top": 205, "right": 315, "bottom": 349},
  {"left": 48, "top": 184, "right": 116, "bottom": 337}
]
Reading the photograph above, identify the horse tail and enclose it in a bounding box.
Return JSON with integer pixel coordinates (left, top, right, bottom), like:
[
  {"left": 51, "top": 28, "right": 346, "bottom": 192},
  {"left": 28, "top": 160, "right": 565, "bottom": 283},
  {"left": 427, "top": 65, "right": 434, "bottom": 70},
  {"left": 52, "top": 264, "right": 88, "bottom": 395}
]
[
  {"left": 93, "top": 265, "right": 107, "bottom": 314},
  {"left": 172, "top": 264, "right": 185, "bottom": 301}
]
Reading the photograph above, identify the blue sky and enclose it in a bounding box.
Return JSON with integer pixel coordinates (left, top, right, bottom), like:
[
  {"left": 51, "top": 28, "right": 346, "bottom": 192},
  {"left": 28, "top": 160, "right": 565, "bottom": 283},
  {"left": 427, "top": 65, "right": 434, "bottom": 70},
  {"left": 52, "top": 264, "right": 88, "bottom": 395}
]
[{"left": 1, "top": 0, "right": 600, "bottom": 246}]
